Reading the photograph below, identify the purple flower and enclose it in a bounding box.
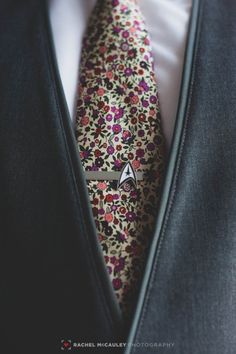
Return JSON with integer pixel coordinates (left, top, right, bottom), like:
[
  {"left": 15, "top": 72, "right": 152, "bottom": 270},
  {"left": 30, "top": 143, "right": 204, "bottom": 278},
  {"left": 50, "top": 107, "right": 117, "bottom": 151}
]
[
  {"left": 115, "top": 86, "right": 125, "bottom": 95},
  {"left": 112, "top": 124, "right": 122, "bottom": 134},
  {"left": 87, "top": 87, "right": 94, "bottom": 95},
  {"left": 114, "top": 108, "right": 124, "bottom": 120},
  {"left": 130, "top": 191, "right": 138, "bottom": 198},
  {"left": 98, "top": 117, "right": 105, "bottom": 125},
  {"left": 120, "top": 42, "right": 129, "bottom": 52},
  {"left": 119, "top": 257, "right": 125, "bottom": 267},
  {"left": 130, "top": 107, "right": 137, "bottom": 114},
  {"left": 77, "top": 107, "right": 86, "bottom": 117},
  {"left": 114, "top": 257, "right": 125, "bottom": 272},
  {"left": 110, "top": 256, "right": 117, "bottom": 265},
  {"left": 86, "top": 61, "right": 93, "bottom": 70},
  {"left": 119, "top": 234, "right": 126, "bottom": 241},
  {"left": 113, "top": 26, "right": 121, "bottom": 33},
  {"left": 138, "top": 129, "right": 145, "bottom": 137},
  {"left": 139, "top": 79, "right": 149, "bottom": 92},
  {"left": 112, "top": 0, "right": 119, "bottom": 6},
  {"left": 82, "top": 150, "right": 90, "bottom": 159},
  {"left": 122, "top": 130, "right": 131, "bottom": 140},
  {"left": 84, "top": 96, "right": 91, "bottom": 104},
  {"left": 106, "top": 114, "right": 113, "bottom": 121},
  {"left": 90, "top": 164, "right": 99, "bottom": 171},
  {"left": 92, "top": 109, "right": 99, "bottom": 118},
  {"left": 136, "top": 148, "right": 145, "bottom": 158},
  {"left": 150, "top": 95, "right": 157, "bottom": 104},
  {"left": 114, "top": 159, "right": 122, "bottom": 168},
  {"left": 122, "top": 30, "right": 129, "bottom": 38},
  {"left": 112, "top": 278, "right": 122, "bottom": 290},
  {"left": 142, "top": 99, "right": 149, "bottom": 108},
  {"left": 107, "top": 145, "right": 115, "bottom": 155},
  {"left": 147, "top": 142, "right": 155, "bottom": 151},
  {"left": 124, "top": 68, "right": 133, "bottom": 76},
  {"left": 125, "top": 211, "right": 136, "bottom": 221}
]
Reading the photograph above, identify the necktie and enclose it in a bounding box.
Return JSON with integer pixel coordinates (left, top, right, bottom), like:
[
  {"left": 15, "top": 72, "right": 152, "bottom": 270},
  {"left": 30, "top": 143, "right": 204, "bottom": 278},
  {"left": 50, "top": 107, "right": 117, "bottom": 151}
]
[{"left": 76, "top": 0, "right": 165, "bottom": 319}]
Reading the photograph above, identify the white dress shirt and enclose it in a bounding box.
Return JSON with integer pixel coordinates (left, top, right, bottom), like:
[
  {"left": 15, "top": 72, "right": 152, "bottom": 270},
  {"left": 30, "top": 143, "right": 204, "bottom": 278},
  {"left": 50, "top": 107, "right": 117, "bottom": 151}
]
[{"left": 49, "top": 0, "right": 192, "bottom": 148}]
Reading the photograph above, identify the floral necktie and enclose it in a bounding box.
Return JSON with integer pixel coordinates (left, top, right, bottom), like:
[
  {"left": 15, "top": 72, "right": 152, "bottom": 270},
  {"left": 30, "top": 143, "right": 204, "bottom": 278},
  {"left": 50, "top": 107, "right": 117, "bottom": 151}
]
[{"left": 76, "top": 0, "right": 165, "bottom": 319}]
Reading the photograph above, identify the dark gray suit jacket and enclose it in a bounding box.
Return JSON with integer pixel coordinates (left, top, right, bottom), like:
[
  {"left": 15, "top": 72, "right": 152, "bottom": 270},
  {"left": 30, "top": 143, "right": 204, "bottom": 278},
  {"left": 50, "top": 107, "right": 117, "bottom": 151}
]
[{"left": 0, "top": 0, "right": 235, "bottom": 353}]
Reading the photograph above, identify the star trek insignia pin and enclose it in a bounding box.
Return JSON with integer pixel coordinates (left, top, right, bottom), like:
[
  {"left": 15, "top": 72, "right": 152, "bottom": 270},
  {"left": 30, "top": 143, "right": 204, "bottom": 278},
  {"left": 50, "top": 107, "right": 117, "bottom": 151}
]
[{"left": 117, "top": 162, "right": 137, "bottom": 190}]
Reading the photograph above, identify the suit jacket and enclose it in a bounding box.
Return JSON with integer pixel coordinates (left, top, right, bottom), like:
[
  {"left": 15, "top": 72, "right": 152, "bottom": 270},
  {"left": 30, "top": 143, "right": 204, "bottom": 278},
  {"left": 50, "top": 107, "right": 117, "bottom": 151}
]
[{"left": 0, "top": 0, "right": 236, "bottom": 353}]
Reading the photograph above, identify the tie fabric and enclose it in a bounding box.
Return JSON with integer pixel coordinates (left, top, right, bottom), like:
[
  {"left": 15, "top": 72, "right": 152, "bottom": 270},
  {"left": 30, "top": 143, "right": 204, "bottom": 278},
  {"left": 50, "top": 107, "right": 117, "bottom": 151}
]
[{"left": 76, "top": 0, "right": 165, "bottom": 319}]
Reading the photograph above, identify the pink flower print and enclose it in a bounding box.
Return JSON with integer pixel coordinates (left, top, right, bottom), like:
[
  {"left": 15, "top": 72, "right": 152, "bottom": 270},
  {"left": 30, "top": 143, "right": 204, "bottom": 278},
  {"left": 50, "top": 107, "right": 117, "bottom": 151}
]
[
  {"left": 106, "top": 71, "right": 113, "bottom": 79},
  {"left": 97, "top": 182, "right": 107, "bottom": 190},
  {"left": 99, "top": 46, "right": 107, "bottom": 54},
  {"left": 131, "top": 95, "right": 139, "bottom": 104},
  {"left": 144, "top": 37, "right": 150, "bottom": 45},
  {"left": 97, "top": 88, "right": 105, "bottom": 96},
  {"left": 120, "top": 5, "right": 128, "bottom": 13},
  {"left": 122, "top": 130, "right": 131, "bottom": 140},
  {"left": 149, "top": 109, "right": 156, "bottom": 116},
  {"left": 128, "top": 48, "right": 137, "bottom": 58},
  {"left": 81, "top": 116, "right": 89, "bottom": 126},
  {"left": 132, "top": 159, "right": 140, "bottom": 170},
  {"left": 122, "top": 30, "right": 129, "bottom": 38},
  {"left": 105, "top": 213, "right": 113, "bottom": 223}
]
